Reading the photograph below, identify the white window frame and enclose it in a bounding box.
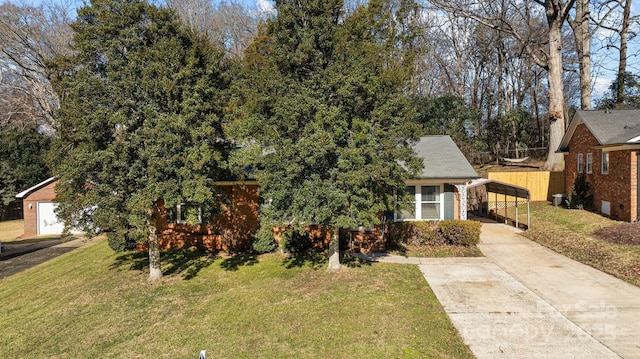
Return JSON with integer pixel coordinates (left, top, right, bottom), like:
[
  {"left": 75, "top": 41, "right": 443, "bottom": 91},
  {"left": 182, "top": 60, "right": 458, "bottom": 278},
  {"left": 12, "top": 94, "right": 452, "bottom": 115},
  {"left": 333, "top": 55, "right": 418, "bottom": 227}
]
[
  {"left": 577, "top": 154, "right": 584, "bottom": 174},
  {"left": 396, "top": 184, "right": 444, "bottom": 221},
  {"left": 177, "top": 203, "right": 202, "bottom": 224},
  {"left": 602, "top": 152, "right": 609, "bottom": 174},
  {"left": 586, "top": 153, "right": 593, "bottom": 174}
]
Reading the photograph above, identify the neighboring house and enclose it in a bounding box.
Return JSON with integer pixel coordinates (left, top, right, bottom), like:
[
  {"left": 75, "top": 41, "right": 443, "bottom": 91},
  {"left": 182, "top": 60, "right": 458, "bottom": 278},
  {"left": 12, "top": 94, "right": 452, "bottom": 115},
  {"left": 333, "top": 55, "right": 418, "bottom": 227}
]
[
  {"left": 15, "top": 136, "right": 479, "bottom": 250},
  {"left": 558, "top": 109, "right": 640, "bottom": 222},
  {"left": 397, "top": 135, "right": 479, "bottom": 221},
  {"left": 15, "top": 177, "right": 64, "bottom": 237}
]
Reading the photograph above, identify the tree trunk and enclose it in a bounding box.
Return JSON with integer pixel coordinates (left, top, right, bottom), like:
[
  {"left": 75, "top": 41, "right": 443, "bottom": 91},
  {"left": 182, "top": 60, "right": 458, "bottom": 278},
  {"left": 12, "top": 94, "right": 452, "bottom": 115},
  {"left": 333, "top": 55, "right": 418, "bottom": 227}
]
[
  {"left": 616, "top": 0, "right": 631, "bottom": 107},
  {"left": 544, "top": 18, "right": 566, "bottom": 171},
  {"left": 574, "top": 0, "right": 592, "bottom": 110},
  {"left": 146, "top": 205, "right": 163, "bottom": 282},
  {"left": 327, "top": 226, "right": 340, "bottom": 272}
]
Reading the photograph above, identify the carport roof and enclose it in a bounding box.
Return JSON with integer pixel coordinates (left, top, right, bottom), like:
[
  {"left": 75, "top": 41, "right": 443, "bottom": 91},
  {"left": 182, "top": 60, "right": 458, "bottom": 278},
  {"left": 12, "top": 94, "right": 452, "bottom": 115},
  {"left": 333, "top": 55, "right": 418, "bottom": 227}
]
[{"left": 468, "top": 178, "right": 530, "bottom": 199}]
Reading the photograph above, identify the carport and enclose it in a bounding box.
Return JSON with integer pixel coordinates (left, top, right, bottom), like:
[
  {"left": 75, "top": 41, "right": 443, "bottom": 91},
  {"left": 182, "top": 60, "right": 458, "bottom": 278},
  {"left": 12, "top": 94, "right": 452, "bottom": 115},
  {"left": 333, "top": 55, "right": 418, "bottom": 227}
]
[{"left": 467, "top": 178, "right": 530, "bottom": 229}]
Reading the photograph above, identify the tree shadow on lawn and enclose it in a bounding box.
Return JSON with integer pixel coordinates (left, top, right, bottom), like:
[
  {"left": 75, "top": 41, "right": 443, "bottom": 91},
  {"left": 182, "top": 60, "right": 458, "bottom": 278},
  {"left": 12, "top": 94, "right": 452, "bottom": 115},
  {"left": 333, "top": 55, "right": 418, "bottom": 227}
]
[
  {"left": 111, "top": 248, "right": 221, "bottom": 280},
  {"left": 280, "top": 250, "right": 372, "bottom": 270},
  {"left": 219, "top": 253, "right": 259, "bottom": 271}
]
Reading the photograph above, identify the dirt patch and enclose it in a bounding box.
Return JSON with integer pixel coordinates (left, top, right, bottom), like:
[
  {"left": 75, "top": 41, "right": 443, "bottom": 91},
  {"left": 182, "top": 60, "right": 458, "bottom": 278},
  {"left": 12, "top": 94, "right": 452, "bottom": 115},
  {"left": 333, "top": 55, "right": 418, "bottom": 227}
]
[{"left": 592, "top": 223, "right": 640, "bottom": 245}]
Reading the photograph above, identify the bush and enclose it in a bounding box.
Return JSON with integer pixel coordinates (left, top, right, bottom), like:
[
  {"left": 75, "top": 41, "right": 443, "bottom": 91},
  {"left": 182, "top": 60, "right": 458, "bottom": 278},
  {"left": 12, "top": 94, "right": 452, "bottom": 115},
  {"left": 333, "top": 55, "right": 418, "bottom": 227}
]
[
  {"left": 387, "top": 220, "right": 481, "bottom": 247},
  {"left": 107, "top": 230, "right": 138, "bottom": 252},
  {"left": 251, "top": 227, "right": 278, "bottom": 254},
  {"left": 567, "top": 173, "right": 593, "bottom": 209},
  {"left": 280, "top": 227, "right": 311, "bottom": 253},
  {"left": 438, "top": 220, "right": 481, "bottom": 246}
]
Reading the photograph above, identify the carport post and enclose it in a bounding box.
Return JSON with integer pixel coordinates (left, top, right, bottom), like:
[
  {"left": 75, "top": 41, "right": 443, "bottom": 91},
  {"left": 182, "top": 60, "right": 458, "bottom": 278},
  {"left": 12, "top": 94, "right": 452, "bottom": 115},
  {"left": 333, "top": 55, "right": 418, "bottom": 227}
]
[
  {"left": 504, "top": 194, "right": 507, "bottom": 224},
  {"left": 515, "top": 197, "right": 519, "bottom": 229},
  {"left": 527, "top": 197, "right": 530, "bottom": 229},
  {"left": 495, "top": 192, "right": 498, "bottom": 221}
]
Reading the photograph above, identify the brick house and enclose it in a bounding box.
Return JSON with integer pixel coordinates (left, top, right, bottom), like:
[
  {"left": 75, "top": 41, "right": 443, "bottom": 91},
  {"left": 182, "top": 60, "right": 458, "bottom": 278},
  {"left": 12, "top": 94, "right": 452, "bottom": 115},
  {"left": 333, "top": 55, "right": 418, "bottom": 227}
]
[
  {"left": 558, "top": 109, "right": 640, "bottom": 222},
  {"left": 16, "top": 136, "right": 478, "bottom": 250},
  {"left": 15, "top": 177, "right": 63, "bottom": 237}
]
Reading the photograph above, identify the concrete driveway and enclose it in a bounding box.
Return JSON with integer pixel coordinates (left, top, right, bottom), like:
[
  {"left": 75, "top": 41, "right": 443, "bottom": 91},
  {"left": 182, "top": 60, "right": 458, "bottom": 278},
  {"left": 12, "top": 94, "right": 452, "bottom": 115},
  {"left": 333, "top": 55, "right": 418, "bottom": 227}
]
[{"left": 357, "top": 223, "right": 640, "bottom": 358}]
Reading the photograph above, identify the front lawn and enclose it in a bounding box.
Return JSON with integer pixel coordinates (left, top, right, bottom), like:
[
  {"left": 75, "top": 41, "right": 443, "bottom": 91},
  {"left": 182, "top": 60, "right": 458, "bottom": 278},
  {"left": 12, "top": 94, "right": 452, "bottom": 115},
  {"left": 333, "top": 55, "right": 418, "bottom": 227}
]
[
  {"left": 0, "top": 239, "right": 473, "bottom": 358},
  {"left": 519, "top": 202, "right": 640, "bottom": 287},
  {"left": 0, "top": 219, "right": 24, "bottom": 242}
]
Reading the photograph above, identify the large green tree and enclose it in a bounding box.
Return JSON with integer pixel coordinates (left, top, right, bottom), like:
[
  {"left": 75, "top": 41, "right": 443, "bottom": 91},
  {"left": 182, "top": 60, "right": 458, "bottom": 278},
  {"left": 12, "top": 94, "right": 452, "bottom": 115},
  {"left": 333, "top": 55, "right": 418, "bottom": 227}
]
[
  {"left": 0, "top": 126, "right": 51, "bottom": 217},
  {"left": 48, "top": 0, "right": 230, "bottom": 281},
  {"left": 230, "top": 0, "right": 421, "bottom": 270}
]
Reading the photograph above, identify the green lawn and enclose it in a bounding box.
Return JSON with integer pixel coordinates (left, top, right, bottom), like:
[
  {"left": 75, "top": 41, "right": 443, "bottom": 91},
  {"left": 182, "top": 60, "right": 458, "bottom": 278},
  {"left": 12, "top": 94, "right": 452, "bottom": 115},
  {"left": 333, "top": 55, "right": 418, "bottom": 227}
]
[
  {"left": 0, "top": 219, "right": 25, "bottom": 242},
  {"left": 518, "top": 202, "right": 640, "bottom": 287},
  {"left": 0, "top": 239, "right": 473, "bottom": 358}
]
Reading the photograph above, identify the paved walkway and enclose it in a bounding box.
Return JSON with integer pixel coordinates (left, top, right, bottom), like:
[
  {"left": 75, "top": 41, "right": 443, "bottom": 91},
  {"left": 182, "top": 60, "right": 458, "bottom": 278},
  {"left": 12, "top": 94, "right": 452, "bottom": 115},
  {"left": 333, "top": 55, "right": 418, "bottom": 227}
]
[{"left": 355, "top": 223, "right": 640, "bottom": 358}]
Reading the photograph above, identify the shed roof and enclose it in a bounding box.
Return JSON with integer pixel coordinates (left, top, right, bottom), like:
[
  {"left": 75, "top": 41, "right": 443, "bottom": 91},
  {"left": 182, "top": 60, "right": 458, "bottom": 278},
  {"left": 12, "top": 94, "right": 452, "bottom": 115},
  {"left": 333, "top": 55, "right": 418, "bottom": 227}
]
[
  {"left": 15, "top": 177, "right": 57, "bottom": 199},
  {"left": 412, "top": 136, "right": 479, "bottom": 180},
  {"left": 558, "top": 109, "right": 640, "bottom": 151}
]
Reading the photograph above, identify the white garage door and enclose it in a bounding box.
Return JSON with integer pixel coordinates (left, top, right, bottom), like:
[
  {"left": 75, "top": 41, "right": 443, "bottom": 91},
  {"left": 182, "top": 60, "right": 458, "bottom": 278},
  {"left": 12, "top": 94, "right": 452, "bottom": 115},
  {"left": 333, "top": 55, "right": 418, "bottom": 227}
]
[{"left": 37, "top": 202, "right": 65, "bottom": 236}]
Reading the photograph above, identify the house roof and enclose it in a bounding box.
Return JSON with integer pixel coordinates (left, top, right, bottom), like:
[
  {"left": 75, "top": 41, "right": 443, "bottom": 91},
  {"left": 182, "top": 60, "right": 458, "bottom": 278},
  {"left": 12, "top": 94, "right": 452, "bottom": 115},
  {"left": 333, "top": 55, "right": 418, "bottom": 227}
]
[
  {"left": 411, "top": 136, "right": 479, "bottom": 180},
  {"left": 558, "top": 109, "right": 640, "bottom": 152},
  {"left": 15, "top": 177, "right": 57, "bottom": 199}
]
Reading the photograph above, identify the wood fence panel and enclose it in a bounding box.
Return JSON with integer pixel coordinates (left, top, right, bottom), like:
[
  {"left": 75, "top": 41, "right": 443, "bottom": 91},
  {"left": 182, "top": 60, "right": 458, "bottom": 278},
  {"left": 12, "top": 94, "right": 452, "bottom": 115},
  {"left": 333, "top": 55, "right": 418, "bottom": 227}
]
[{"left": 486, "top": 171, "right": 565, "bottom": 201}]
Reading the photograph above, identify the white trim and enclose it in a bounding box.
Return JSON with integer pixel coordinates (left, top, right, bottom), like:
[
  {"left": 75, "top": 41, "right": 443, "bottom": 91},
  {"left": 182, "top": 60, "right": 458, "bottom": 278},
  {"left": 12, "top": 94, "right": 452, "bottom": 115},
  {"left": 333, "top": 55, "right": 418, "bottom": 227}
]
[
  {"left": 627, "top": 135, "right": 640, "bottom": 143},
  {"left": 16, "top": 177, "right": 57, "bottom": 199},
  {"left": 586, "top": 153, "right": 593, "bottom": 174},
  {"left": 397, "top": 184, "right": 444, "bottom": 221}
]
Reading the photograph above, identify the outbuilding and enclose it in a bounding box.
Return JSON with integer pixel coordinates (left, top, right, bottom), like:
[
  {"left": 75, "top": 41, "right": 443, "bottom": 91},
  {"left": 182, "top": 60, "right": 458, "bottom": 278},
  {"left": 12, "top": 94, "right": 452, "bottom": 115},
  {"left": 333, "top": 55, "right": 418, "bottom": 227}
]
[{"left": 15, "top": 177, "right": 64, "bottom": 237}]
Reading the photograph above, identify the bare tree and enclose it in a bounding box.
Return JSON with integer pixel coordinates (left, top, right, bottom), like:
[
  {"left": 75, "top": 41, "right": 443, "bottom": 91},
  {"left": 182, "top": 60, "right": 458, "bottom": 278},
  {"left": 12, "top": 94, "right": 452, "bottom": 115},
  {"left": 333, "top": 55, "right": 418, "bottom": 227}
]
[
  {"left": 427, "top": 0, "right": 575, "bottom": 170},
  {"left": 167, "top": 0, "right": 260, "bottom": 58},
  {"left": 0, "top": 1, "right": 75, "bottom": 131}
]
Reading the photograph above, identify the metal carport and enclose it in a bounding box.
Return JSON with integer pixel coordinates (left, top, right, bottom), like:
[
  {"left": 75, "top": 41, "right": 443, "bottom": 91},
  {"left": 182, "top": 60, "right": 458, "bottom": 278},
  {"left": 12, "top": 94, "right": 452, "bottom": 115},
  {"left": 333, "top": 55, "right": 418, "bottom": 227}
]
[{"left": 468, "top": 178, "right": 531, "bottom": 229}]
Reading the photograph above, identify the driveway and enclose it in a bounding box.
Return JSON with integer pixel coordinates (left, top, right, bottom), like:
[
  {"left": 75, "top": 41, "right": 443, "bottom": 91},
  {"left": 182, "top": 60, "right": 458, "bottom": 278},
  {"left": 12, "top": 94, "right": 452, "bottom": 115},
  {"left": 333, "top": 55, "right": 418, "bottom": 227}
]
[
  {"left": 0, "top": 237, "right": 94, "bottom": 279},
  {"left": 356, "top": 223, "right": 640, "bottom": 358}
]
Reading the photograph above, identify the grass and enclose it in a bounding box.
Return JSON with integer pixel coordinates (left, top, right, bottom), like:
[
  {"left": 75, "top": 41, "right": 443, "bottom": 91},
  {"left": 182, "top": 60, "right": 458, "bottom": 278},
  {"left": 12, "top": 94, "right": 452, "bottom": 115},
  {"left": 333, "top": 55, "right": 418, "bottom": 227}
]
[
  {"left": 0, "top": 219, "right": 25, "bottom": 242},
  {"left": 517, "top": 202, "right": 640, "bottom": 287},
  {"left": 0, "top": 239, "right": 473, "bottom": 358},
  {"left": 390, "top": 245, "right": 482, "bottom": 258}
]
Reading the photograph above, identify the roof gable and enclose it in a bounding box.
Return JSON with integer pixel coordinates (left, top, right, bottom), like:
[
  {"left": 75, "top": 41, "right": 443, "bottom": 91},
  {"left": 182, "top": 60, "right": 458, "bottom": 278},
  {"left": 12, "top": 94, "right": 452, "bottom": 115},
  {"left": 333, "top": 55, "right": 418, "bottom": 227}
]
[
  {"left": 559, "top": 110, "right": 640, "bottom": 151},
  {"left": 411, "top": 136, "right": 478, "bottom": 180},
  {"left": 15, "top": 177, "right": 57, "bottom": 199}
]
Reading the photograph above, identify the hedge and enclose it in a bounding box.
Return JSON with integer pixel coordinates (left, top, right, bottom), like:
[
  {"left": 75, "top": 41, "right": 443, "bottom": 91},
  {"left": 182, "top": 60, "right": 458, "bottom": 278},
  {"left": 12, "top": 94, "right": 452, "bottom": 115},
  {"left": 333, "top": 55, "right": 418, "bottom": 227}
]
[{"left": 387, "top": 220, "right": 481, "bottom": 247}]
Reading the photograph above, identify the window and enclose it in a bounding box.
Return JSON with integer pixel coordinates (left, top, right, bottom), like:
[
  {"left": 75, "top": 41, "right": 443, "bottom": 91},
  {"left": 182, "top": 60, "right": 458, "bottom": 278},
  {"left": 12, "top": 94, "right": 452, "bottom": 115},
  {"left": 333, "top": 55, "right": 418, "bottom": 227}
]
[
  {"left": 177, "top": 203, "right": 202, "bottom": 224},
  {"left": 577, "top": 154, "right": 584, "bottom": 173},
  {"left": 602, "top": 152, "right": 609, "bottom": 174},
  {"left": 397, "top": 186, "right": 416, "bottom": 220},
  {"left": 586, "top": 153, "right": 593, "bottom": 174},
  {"left": 420, "top": 186, "right": 441, "bottom": 220},
  {"left": 396, "top": 185, "right": 442, "bottom": 221}
]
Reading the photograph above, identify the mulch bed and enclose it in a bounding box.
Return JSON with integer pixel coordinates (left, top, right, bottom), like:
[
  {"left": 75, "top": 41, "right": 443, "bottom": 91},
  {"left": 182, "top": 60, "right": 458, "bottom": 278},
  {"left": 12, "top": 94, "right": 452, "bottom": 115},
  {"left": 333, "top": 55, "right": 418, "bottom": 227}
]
[{"left": 592, "top": 223, "right": 640, "bottom": 245}]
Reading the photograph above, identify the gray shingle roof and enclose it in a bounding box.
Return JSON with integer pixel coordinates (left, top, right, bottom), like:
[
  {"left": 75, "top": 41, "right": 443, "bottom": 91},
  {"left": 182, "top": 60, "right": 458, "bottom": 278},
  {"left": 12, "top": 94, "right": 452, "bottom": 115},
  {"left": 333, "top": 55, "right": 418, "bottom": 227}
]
[
  {"left": 411, "top": 136, "right": 479, "bottom": 180},
  {"left": 576, "top": 109, "right": 640, "bottom": 145}
]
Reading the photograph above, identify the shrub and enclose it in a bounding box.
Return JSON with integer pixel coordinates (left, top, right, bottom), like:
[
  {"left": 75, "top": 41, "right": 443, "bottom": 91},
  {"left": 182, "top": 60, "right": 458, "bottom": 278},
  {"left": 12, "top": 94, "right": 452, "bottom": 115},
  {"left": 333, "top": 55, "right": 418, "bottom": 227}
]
[
  {"left": 280, "top": 227, "right": 311, "bottom": 253},
  {"left": 107, "top": 229, "right": 138, "bottom": 252},
  {"left": 567, "top": 173, "right": 593, "bottom": 209},
  {"left": 251, "top": 227, "right": 278, "bottom": 254},
  {"left": 387, "top": 220, "right": 481, "bottom": 247},
  {"left": 438, "top": 220, "right": 481, "bottom": 246}
]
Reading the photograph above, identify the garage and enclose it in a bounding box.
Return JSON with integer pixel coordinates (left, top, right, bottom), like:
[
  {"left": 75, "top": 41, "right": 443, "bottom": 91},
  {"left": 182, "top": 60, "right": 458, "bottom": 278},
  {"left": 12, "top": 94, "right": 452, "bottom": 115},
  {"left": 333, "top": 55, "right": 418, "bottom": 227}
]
[{"left": 36, "top": 202, "right": 65, "bottom": 236}]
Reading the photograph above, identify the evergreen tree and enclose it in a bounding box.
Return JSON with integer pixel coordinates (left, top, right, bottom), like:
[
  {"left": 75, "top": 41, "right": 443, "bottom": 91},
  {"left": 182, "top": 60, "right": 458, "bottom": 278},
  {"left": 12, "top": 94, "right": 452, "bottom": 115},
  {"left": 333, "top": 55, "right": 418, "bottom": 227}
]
[
  {"left": 48, "top": 0, "right": 230, "bottom": 282},
  {"left": 0, "top": 126, "right": 51, "bottom": 216},
  {"left": 230, "top": 0, "right": 422, "bottom": 270}
]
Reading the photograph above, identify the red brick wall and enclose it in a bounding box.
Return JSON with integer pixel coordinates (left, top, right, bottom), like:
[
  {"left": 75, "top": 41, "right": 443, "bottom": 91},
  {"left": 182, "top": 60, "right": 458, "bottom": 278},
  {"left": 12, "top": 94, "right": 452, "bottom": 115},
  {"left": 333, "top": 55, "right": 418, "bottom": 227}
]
[
  {"left": 21, "top": 181, "right": 58, "bottom": 238},
  {"left": 158, "top": 184, "right": 260, "bottom": 252},
  {"left": 565, "top": 124, "right": 637, "bottom": 221}
]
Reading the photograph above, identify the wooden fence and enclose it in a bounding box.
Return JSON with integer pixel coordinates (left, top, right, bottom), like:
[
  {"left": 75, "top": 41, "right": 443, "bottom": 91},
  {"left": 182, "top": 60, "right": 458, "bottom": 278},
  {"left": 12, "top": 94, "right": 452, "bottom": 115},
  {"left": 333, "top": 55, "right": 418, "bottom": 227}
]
[{"left": 485, "top": 171, "right": 565, "bottom": 202}]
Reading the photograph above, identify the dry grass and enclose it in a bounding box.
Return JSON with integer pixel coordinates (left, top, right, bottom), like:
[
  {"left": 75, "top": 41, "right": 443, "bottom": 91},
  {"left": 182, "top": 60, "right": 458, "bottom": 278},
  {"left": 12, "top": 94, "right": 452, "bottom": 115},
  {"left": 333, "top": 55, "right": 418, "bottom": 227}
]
[
  {"left": 0, "top": 220, "right": 24, "bottom": 242},
  {"left": 0, "top": 240, "right": 473, "bottom": 358},
  {"left": 518, "top": 202, "right": 640, "bottom": 287}
]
